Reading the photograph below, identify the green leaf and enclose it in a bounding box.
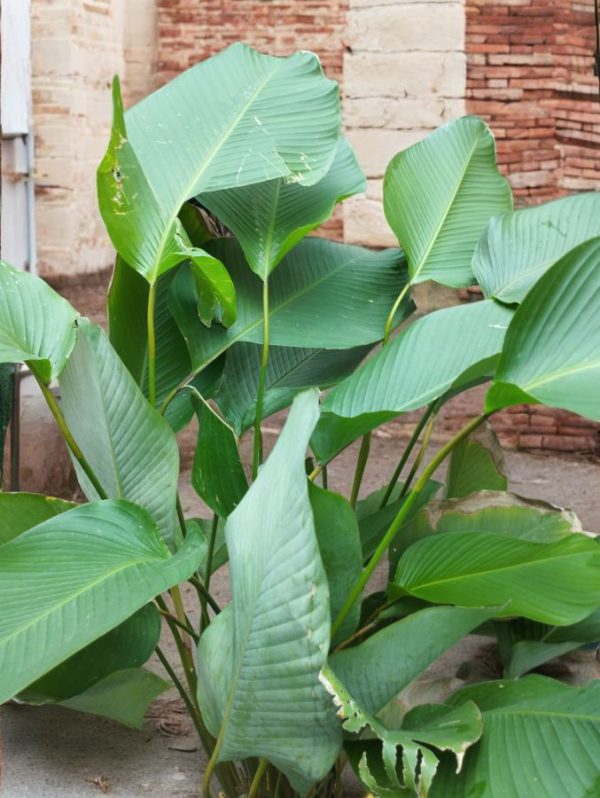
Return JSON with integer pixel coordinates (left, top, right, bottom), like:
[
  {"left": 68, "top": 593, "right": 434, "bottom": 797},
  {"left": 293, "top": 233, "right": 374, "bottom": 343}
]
[
  {"left": 308, "top": 482, "right": 363, "bottom": 645},
  {"left": 216, "top": 341, "right": 371, "bottom": 435},
  {"left": 59, "top": 668, "right": 170, "bottom": 729},
  {"left": 0, "top": 492, "right": 76, "bottom": 545},
  {"left": 431, "top": 677, "right": 600, "bottom": 798},
  {"left": 169, "top": 238, "right": 412, "bottom": 371},
  {"left": 60, "top": 320, "right": 180, "bottom": 548},
  {"left": 392, "top": 532, "right": 600, "bottom": 625},
  {"left": 486, "top": 237, "right": 600, "bottom": 420},
  {"left": 20, "top": 604, "right": 161, "bottom": 701},
  {"left": 321, "top": 666, "right": 482, "bottom": 797},
  {"left": 445, "top": 423, "right": 507, "bottom": 499},
  {"left": 199, "top": 137, "right": 365, "bottom": 279},
  {"left": 191, "top": 394, "right": 248, "bottom": 518},
  {"left": 330, "top": 605, "right": 494, "bottom": 715},
  {"left": 0, "top": 500, "right": 205, "bottom": 704},
  {"left": 324, "top": 300, "right": 512, "bottom": 421},
  {"left": 473, "top": 192, "right": 600, "bottom": 304},
  {"left": 98, "top": 44, "right": 340, "bottom": 287},
  {"left": 196, "top": 391, "right": 341, "bottom": 792},
  {"left": 0, "top": 260, "right": 78, "bottom": 383},
  {"left": 383, "top": 116, "right": 512, "bottom": 288}
]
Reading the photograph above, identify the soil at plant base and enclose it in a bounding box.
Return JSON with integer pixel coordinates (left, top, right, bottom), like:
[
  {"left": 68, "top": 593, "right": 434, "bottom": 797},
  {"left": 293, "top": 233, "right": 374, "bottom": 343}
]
[{"left": 2, "top": 426, "right": 600, "bottom": 798}]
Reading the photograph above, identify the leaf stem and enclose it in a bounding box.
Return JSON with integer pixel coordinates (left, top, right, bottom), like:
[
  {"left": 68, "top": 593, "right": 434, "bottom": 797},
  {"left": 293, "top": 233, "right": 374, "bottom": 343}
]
[
  {"left": 396, "top": 410, "right": 437, "bottom": 500},
  {"left": 34, "top": 374, "right": 108, "bottom": 500},
  {"left": 170, "top": 584, "right": 197, "bottom": 695},
  {"left": 379, "top": 403, "right": 435, "bottom": 508},
  {"left": 331, "top": 413, "right": 489, "bottom": 638},
  {"left": 349, "top": 433, "right": 371, "bottom": 508},
  {"left": 156, "top": 606, "right": 199, "bottom": 642},
  {"left": 200, "top": 514, "right": 219, "bottom": 631},
  {"left": 252, "top": 278, "right": 270, "bottom": 479},
  {"left": 147, "top": 280, "right": 158, "bottom": 407},
  {"left": 248, "top": 758, "right": 269, "bottom": 798}
]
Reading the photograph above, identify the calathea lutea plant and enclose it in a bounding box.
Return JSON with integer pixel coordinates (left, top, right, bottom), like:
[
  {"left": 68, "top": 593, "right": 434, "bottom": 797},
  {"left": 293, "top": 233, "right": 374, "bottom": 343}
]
[{"left": 1, "top": 42, "right": 600, "bottom": 798}]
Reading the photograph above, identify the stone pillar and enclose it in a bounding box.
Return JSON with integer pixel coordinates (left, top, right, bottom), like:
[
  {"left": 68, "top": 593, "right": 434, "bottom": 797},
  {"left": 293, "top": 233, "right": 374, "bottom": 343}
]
[{"left": 343, "top": 0, "right": 467, "bottom": 246}]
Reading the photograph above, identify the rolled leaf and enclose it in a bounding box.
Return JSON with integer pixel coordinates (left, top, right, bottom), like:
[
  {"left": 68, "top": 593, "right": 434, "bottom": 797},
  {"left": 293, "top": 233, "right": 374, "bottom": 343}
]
[
  {"left": 384, "top": 116, "right": 512, "bottom": 288},
  {"left": 196, "top": 391, "right": 341, "bottom": 793}
]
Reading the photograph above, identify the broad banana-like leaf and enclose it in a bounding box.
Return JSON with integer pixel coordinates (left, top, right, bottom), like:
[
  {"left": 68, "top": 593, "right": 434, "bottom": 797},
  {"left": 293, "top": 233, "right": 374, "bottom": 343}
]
[
  {"left": 323, "top": 300, "right": 512, "bottom": 420},
  {"left": 308, "top": 483, "right": 363, "bottom": 644},
  {"left": 98, "top": 44, "right": 340, "bottom": 287},
  {"left": 0, "top": 492, "right": 76, "bottom": 544},
  {"left": 191, "top": 393, "right": 248, "bottom": 518},
  {"left": 330, "top": 605, "right": 494, "bottom": 715},
  {"left": 0, "top": 260, "right": 78, "bottom": 383},
  {"left": 196, "top": 391, "right": 341, "bottom": 792},
  {"left": 430, "top": 677, "right": 600, "bottom": 798},
  {"left": 445, "top": 423, "right": 507, "bottom": 499},
  {"left": 321, "top": 666, "right": 482, "bottom": 797},
  {"left": 392, "top": 532, "right": 600, "bottom": 625},
  {"left": 216, "top": 341, "right": 371, "bottom": 435},
  {"left": 473, "top": 192, "right": 600, "bottom": 304},
  {"left": 20, "top": 604, "right": 160, "bottom": 701},
  {"left": 199, "top": 137, "right": 365, "bottom": 279},
  {"left": 486, "top": 237, "right": 600, "bottom": 420},
  {"left": 384, "top": 116, "right": 512, "bottom": 288},
  {"left": 169, "top": 238, "right": 411, "bottom": 370},
  {"left": 59, "top": 320, "right": 180, "bottom": 548},
  {"left": 0, "top": 500, "right": 205, "bottom": 704},
  {"left": 389, "top": 490, "right": 583, "bottom": 574},
  {"left": 98, "top": 78, "right": 236, "bottom": 326},
  {"left": 59, "top": 668, "right": 170, "bottom": 729}
]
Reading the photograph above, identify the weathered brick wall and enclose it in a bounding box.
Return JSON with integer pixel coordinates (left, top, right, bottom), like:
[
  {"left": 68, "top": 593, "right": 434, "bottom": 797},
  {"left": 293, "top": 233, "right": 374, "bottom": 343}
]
[
  {"left": 466, "top": 0, "right": 600, "bottom": 201},
  {"left": 156, "top": 0, "right": 349, "bottom": 238}
]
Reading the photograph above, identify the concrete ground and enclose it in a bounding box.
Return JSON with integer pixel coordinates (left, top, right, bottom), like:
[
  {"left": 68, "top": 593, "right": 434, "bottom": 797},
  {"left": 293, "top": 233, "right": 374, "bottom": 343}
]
[{"left": 2, "top": 423, "right": 600, "bottom": 797}]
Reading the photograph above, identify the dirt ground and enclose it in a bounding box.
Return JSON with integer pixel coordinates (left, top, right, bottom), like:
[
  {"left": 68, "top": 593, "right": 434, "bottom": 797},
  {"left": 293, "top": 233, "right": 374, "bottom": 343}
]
[{"left": 2, "top": 425, "right": 599, "bottom": 798}]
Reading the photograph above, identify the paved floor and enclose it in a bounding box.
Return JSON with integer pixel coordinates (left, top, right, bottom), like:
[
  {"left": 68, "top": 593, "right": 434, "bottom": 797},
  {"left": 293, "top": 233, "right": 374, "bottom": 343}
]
[{"left": 2, "top": 426, "right": 599, "bottom": 798}]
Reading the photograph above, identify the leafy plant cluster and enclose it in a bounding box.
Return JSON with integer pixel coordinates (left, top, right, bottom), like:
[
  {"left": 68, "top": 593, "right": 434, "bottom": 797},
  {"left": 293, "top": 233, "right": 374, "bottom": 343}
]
[{"left": 1, "top": 44, "right": 600, "bottom": 798}]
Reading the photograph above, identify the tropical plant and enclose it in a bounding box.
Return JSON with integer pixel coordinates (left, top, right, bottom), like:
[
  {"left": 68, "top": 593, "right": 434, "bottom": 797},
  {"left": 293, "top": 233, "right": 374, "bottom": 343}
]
[{"left": 1, "top": 43, "right": 600, "bottom": 798}]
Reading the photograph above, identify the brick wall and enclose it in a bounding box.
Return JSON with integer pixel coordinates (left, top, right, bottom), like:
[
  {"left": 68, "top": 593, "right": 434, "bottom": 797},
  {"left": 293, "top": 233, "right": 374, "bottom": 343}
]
[{"left": 466, "top": 0, "right": 600, "bottom": 201}]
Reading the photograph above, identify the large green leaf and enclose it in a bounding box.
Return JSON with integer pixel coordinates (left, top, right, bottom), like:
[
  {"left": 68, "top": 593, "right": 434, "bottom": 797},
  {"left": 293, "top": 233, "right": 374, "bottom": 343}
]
[
  {"left": 486, "top": 237, "right": 600, "bottom": 420},
  {"left": 309, "top": 482, "right": 363, "bottom": 645},
  {"left": 216, "top": 341, "right": 371, "bottom": 435},
  {"left": 196, "top": 391, "right": 341, "bottom": 792},
  {"left": 199, "top": 137, "right": 365, "bottom": 279},
  {"left": 0, "top": 492, "right": 76, "bottom": 545},
  {"left": 59, "top": 668, "right": 170, "bottom": 729},
  {"left": 191, "top": 393, "right": 248, "bottom": 518},
  {"left": 0, "top": 260, "right": 78, "bottom": 383},
  {"left": 383, "top": 116, "right": 512, "bottom": 288},
  {"left": 0, "top": 500, "right": 205, "bottom": 704},
  {"left": 321, "top": 666, "right": 482, "bottom": 797},
  {"left": 59, "top": 320, "right": 180, "bottom": 548},
  {"left": 169, "top": 238, "right": 411, "bottom": 371},
  {"left": 98, "top": 44, "right": 340, "bottom": 287},
  {"left": 473, "top": 192, "right": 600, "bottom": 304},
  {"left": 431, "top": 677, "right": 600, "bottom": 798},
  {"left": 392, "top": 532, "right": 600, "bottom": 625},
  {"left": 330, "top": 605, "right": 494, "bottom": 716},
  {"left": 444, "top": 423, "right": 507, "bottom": 499},
  {"left": 20, "top": 604, "right": 160, "bottom": 701},
  {"left": 323, "top": 300, "right": 512, "bottom": 420}
]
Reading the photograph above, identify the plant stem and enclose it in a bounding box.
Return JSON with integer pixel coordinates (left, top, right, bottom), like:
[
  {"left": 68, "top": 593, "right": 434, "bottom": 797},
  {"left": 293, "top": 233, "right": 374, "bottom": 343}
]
[
  {"left": 147, "top": 280, "right": 158, "bottom": 407},
  {"left": 34, "top": 375, "right": 107, "bottom": 500},
  {"left": 170, "top": 584, "right": 197, "bottom": 694},
  {"left": 348, "top": 280, "right": 412, "bottom": 507},
  {"left": 190, "top": 576, "right": 221, "bottom": 615},
  {"left": 248, "top": 758, "right": 269, "bottom": 798},
  {"left": 252, "top": 278, "right": 270, "bottom": 479},
  {"left": 397, "top": 411, "right": 437, "bottom": 500},
  {"left": 379, "top": 403, "right": 435, "bottom": 508},
  {"left": 349, "top": 433, "right": 370, "bottom": 508},
  {"left": 156, "top": 607, "right": 199, "bottom": 642},
  {"left": 199, "top": 513, "right": 219, "bottom": 631},
  {"left": 331, "top": 413, "right": 489, "bottom": 638}
]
